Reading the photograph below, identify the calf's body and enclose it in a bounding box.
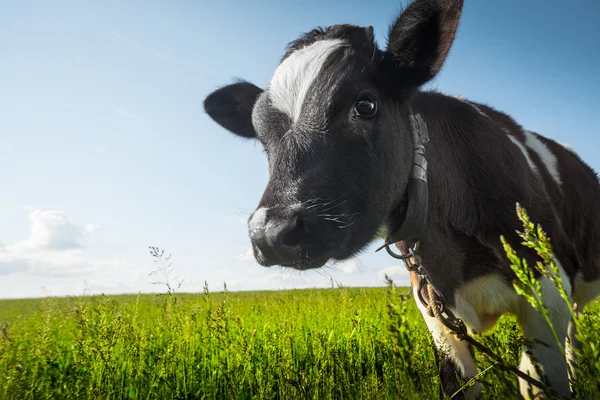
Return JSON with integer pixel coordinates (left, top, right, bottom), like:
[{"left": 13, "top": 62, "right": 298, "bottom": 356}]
[
  {"left": 398, "top": 91, "right": 600, "bottom": 398},
  {"left": 203, "top": 1, "right": 600, "bottom": 398}
]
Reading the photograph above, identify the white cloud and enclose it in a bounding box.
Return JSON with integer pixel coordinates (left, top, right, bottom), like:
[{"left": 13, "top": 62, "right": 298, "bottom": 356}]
[
  {"left": 377, "top": 266, "right": 410, "bottom": 285},
  {"left": 334, "top": 258, "right": 359, "bottom": 274},
  {"left": 6, "top": 209, "right": 93, "bottom": 252},
  {"left": 0, "top": 209, "right": 143, "bottom": 289},
  {"left": 227, "top": 245, "right": 409, "bottom": 292},
  {"left": 235, "top": 248, "right": 359, "bottom": 274},
  {"left": 84, "top": 224, "right": 98, "bottom": 234},
  {"left": 0, "top": 250, "right": 138, "bottom": 279},
  {"left": 0, "top": 209, "right": 411, "bottom": 299},
  {"left": 235, "top": 247, "right": 254, "bottom": 261}
]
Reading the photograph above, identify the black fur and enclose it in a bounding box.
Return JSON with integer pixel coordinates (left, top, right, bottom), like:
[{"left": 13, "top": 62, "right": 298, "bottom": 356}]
[
  {"left": 204, "top": 79, "right": 262, "bottom": 139},
  {"left": 385, "top": 0, "right": 463, "bottom": 87},
  {"left": 437, "top": 350, "right": 477, "bottom": 400},
  {"left": 203, "top": 0, "right": 600, "bottom": 397}
]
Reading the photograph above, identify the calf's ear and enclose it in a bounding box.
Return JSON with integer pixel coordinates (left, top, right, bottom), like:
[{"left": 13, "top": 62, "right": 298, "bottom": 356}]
[
  {"left": 385, "top": 0, "right": 463, "bottom": 88},
  {"left": 203, "top": 80, "right": 263, "bottom": 139}
]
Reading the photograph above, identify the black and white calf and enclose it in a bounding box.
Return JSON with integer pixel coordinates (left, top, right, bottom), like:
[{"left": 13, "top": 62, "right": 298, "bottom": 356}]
[{"left": 203, "top": 0, "right": 600, "bottom": 398}]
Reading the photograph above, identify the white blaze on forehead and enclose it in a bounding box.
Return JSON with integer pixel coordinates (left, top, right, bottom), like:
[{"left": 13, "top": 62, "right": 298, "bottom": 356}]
[
  {"left": 268, "top": 39, "right": 346, "bottom": 123},
  {"left": 522, "top": 130, "right": 562, "bottom": 188}
]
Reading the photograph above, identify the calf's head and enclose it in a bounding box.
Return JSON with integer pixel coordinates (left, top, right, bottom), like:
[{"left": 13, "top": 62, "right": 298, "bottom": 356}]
[{"left": 204, "top": 0, "right": 463, "bottom": 269}]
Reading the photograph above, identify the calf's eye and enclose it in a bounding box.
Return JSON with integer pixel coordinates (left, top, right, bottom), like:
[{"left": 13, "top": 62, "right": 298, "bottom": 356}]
[{"left": 354, "top": 96, "right": 377, "bottom": 118}]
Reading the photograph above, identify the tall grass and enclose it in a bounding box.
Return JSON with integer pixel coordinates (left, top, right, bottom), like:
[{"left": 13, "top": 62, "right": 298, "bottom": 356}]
[
  {"left": 501, "top": 203, "right": 600, "bottom": 399},
  {"left": 0, "top": 210, "right": 598, "bottom": 399}
]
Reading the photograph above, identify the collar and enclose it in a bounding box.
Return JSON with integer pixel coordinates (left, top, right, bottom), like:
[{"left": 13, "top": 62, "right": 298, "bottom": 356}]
[{"left": 377, "top": 105, "right": 430, "bottom": 253}]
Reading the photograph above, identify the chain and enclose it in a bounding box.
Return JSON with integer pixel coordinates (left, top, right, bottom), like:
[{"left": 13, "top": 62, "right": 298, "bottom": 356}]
[{"left": 386, "top": 240, "right": 564, "bottom": 399}]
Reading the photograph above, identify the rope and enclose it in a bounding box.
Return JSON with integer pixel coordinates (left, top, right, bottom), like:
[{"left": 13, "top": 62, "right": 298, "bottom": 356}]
[{"left": 392, "top": 241, "right": 565, "bottom": 399}]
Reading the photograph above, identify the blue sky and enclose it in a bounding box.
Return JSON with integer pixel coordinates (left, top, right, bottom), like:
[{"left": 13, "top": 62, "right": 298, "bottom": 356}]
[{"left": 1, "top": 0, "right": 598, "bottom": 299}]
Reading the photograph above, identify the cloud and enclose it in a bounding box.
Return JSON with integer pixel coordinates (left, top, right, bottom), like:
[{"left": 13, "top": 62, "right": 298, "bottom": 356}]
[
  {"left": 0, "top": 209, "right": 410, "bottom": 299},
  {"left": 227, "top": 245, "right": 409, "bottom": 292},
  {"left": 0, "top": 209, "right": 141, "bottom": 282},
  {"left": 235, "top": 248, "right": 359, "bottom": 274},
  {"left": 334, "top": 258, "right": 359, "bottom": 274},
  {"left": 235, "top": 247, "right": 254, "bottom": 261},
  {"left": 377, "top": 266, "right": 410, "bottom": 285},
  {"left": 0, "top": 251, "right": 138, "bottom": 279},
  {"left": 111, "top": 30, "right": 186, "bottom": 65},
  {"left": 6, "top": 209, "right": 94, "bottom": 252}
]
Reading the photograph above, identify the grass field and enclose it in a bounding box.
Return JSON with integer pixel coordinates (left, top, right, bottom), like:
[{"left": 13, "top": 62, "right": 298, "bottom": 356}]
[{"left": 1, "top": 278, "right": 599, "bottom": 400}]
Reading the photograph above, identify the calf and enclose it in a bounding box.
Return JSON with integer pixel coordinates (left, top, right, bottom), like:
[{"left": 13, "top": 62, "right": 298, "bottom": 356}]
[{"left": 202, "top": 0, "right": 600, "bottom": 398}]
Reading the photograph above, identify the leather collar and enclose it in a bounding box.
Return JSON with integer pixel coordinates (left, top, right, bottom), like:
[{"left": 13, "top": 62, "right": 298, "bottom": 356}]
[{"left": 379, "top": 105, "right": 430, "bottom": 252}]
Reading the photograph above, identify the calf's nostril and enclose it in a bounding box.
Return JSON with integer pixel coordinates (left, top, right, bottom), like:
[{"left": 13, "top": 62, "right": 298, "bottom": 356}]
[
  {"left": 252, "top": 212, "right": 313, "bottom": 266},
  {"left": 281, "top": 215, "right": 305, "bottom": 248}
]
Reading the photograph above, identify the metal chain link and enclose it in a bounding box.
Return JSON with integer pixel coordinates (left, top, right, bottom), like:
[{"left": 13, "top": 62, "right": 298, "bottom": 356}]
[{"left": 385, "top": 240, "right": 564, "bottom": 399}]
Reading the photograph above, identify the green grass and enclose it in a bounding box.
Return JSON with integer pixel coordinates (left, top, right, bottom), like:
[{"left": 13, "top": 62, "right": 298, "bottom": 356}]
[{"left": 1, "top": 281, "right": 598, "bottom": 400}]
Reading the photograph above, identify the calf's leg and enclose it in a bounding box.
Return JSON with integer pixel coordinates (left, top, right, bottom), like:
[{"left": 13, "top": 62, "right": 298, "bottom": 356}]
[
  {"left": 411, "top": 272, "right": 482, "bottom": 400},
  {"left": 516, "top": 263, "right": 573, "bottom": 399},
  {"left": 567, "top": 275, "right": 600, "bottom": 387},
  {"left": 565, "top": 306, "right": 582, "bottom": 388}
]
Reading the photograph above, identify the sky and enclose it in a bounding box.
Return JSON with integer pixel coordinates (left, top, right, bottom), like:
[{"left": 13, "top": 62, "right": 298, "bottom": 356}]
[{"left": 0, "top": 0, "right": 599, "bottom": 299}]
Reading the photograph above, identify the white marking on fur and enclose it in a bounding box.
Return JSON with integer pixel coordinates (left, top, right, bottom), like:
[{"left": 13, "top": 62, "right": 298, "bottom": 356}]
[
  {"left": 556, "top": 140, "right": 576, "bottom": 153},
  {"left": 573, "top": 272, "right": 600, "bottom": 308},
  {"left": 450, "top": 94, "right": 492, "bottom": 121},
  {"left": 522, "top": 130, "right": 562, "bottom": 187},
  {"left": 517, "top": 257, "right": 572, "bottom": 398},
  {"left": 268, "top": 39, "right": 345, "bottom": 123},
  {"left": 566, "top": 303, "right": 583, "bottom": 388},
  {"left": 505, "top": 132, "right": 538, "bottom": 172},
  {"left": 518, "top": 352, "right": 544, "bottom": 400},
  {"left": 414, "top": 282, "right": 482, "bottom": 399},
  {"left": 454, "top": 273, "right": 521, "bottom": 334},
  {"left": 452, "top": 95, "right": 491, "bottom": 120},
  {"left": 248, "top": 207, "right": 268, "bottom": 231},
  {"left": 467, "top": 101, "right": 492, "bottom": 120},
  {"left": 567, "top": 270, "right": 599, "bottom": 387}
]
